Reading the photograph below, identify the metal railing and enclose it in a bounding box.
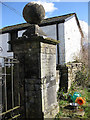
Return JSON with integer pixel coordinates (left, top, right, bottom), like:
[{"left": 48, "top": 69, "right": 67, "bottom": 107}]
[{"left": 0, "top": 56, "right": 21, "bottom": 120}]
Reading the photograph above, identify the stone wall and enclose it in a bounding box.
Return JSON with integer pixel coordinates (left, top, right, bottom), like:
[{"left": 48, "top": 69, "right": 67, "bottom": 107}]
[
  {"left": 57, "top": 63, "right": 82, "bottom": 92},
  {"left": 57, "top": 65, "right": 68, "bottom": 92},
  {"left": 67, "top": 63, "right": 82, "bottom": 90}
]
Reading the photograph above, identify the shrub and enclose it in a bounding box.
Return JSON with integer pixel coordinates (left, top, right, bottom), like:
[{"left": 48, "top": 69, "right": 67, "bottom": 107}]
[{"left": 75, "top": 64, "right": 89, "bottom": 87}]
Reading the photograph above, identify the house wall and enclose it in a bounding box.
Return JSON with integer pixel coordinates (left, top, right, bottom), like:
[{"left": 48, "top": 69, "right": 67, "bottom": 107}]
[
  {"left": 0, "top": 17, "right": 82, "bottom": 65},
  {"left": 18, "top": 25, "right": 57, "bottom": 39},
  {"left": 41, "top": 25, "right": 59, "bottom": 64},
  {"left": 41, "top": 25, "right": 57, "bottom": 40},
  {"left": 58, "top": 23, "right": 65, "bottom": 65},
  {"left": 64, "top": 16, "right": 82, "bottom": 63},
  {"left": 0, "top": 63, "right": 2, "bottom": 119},
  {"left": 0, "top": 33, "right": 13, "bottom": 64},
  {"left": 0, "top": 33, "right": 13, "bottom": 57},
  {"left": 0, "top": 34, "right": 2, "bottom": 58},
  {"left": 18, "top": 25, "right": 59, "bottom": 64},
  {"left": 41, "top": 24, "right": 65, "bottom": 65},
  {"left": 18, "top": 29, "right": 26, "bottom": 37}
]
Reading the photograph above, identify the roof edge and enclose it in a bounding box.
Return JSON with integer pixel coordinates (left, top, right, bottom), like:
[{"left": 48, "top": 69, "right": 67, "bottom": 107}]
[
  {"left": 74, "top": 13, "right": 84, "bottom": 38},
  {"left": 0, "top": 13, "right": 76, "bottom": 34}
]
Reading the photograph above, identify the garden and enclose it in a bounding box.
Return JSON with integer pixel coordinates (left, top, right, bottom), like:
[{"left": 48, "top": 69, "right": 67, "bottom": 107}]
[{"left": 55, "top": 64, "right": 90, "bottom": 119}]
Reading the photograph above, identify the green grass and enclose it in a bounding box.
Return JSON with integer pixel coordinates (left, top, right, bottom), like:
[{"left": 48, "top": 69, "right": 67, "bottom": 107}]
[
  {"left": 55, "top": 87, "right": 90, "bottom": 119},
  {"left": 55, "top": 64, "right": 90, "bottom": 119}
]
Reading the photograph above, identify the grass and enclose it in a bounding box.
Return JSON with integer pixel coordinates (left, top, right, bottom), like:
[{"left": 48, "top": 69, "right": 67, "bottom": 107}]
[
  {"left": 55, "top": 87, "right": 90, "bottom": 119},
  {"left": 55, "top": 63, "right": 90, "bottom": 119},
  {"left": 81, "top": 88, "right": 90, "bottom": 118}
]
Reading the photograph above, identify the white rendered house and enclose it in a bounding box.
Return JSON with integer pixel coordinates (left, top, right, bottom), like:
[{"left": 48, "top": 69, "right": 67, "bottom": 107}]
[{"left": 0, "top": 13, "right": 84, "bottom": 65}]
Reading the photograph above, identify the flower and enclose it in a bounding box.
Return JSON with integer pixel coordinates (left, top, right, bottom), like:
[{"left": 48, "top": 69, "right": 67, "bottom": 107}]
[{"left": 75, "top": 97, "right": 86, "bottom": 105}]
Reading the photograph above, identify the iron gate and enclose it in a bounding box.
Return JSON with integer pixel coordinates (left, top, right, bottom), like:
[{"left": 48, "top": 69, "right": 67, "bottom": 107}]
[{"left": 0, "top": 56, "right": 21, "bottom": 120}]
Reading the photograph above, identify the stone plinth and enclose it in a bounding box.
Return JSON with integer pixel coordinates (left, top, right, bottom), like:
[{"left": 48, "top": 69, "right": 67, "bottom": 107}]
[{"left": 9, "top": 25, "right": 59, "bottom": 119}]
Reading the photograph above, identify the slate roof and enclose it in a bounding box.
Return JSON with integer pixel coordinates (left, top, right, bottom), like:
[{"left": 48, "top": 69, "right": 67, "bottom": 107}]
[
  {"left": 0, "top": 13, "right": 83, "bottom": 37},
  {"left": 40, "top": 13, "right": 74, "bottom": 26}
]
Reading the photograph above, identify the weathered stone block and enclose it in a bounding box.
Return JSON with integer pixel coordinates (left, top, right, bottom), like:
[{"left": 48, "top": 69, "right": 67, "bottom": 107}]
[{"left": 9, "top": 25, "right": 59, "bottom": 119}]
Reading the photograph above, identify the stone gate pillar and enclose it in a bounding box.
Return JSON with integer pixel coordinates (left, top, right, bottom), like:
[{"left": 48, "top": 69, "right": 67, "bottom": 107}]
[{"left": 9, "top": 2, "right": 59, "bottom": 119}]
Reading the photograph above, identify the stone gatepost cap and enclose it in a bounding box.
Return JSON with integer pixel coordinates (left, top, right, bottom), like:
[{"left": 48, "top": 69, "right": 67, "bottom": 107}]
[
  {"left": 22, "top": 24, "right": 46, "bottom": 38},
  {"left": 23, "top": 2, "right": 45, "bottom": 24},
  {"left": 8, "top": 2, "right": 60, "bottom": 45},
  {"left": 8, "top": 35, "right": 60, "bottom": 45},
  {"left": 22, "top": 2, "right": 47, "bottom": 38}
]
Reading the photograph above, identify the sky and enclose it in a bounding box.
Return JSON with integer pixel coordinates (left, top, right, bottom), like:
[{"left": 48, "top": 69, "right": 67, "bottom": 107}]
[{"left": 0, "top": 0, "right": 89, "bottom": 29}]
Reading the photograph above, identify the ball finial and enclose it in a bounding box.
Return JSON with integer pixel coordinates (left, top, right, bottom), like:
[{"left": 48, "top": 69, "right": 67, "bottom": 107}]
[{"left": 23, "top": 2, "right": 45, "bottom": 24}]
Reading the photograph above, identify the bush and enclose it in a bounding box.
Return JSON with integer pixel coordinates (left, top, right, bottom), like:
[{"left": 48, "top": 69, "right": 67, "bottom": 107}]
[{"left": 75, "top": 64, "right": 89, "bottom": 87}]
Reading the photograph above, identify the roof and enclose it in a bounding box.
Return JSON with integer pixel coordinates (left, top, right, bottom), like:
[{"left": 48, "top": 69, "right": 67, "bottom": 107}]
[{"left": 0, "top": 13, "right": 84, "bottom": 37}]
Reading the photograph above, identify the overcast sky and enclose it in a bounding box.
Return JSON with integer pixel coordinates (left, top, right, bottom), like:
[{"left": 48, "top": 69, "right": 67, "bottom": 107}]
[{"left": 0, "top": 0, "right": 88, "bottom": 29}]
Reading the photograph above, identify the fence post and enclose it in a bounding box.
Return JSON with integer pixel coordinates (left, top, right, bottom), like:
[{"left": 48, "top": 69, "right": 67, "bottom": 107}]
[{"left": 9, "top": 2, "right": 60, "bottom": 119}]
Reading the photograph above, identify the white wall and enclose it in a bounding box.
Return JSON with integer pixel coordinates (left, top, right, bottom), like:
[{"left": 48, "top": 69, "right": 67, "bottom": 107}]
[
  {"left": 0, "top": 34, "right": 2, "bottom": 57},
  {"left": 0, "top": 33, "right": 13, "bottom": 65},
  {"left": 58, "top": 23, "right": 65, "bottom": 65},
  {"left": 41, "top": 25, "right": 58, "bottom": 64},
  {"left": 0, "top": 17, "right": 82, "bottom": 65},
  {"left": 41, "top": 25, "right": 57, "bottom": 40},
  {"left": 64, "top": 16, "right": 82, "bottom": 63},
  {"left": 17, "top": 20, "right": 82, "bottom": 64},
  {"left": 0, "top": 34, "right": 2, "bottom": 64},
  {"left": 18, "top": 25, "right": 57, "bottom": 40},
  {"left": 0, "top": 33, "right": 13, "bottom": 58},
  {"left": 18, "top": 25, "right": 59, "bottom": 64},
  {"left": 18, "top": 30, "right": 26, "bottom": 37}
]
